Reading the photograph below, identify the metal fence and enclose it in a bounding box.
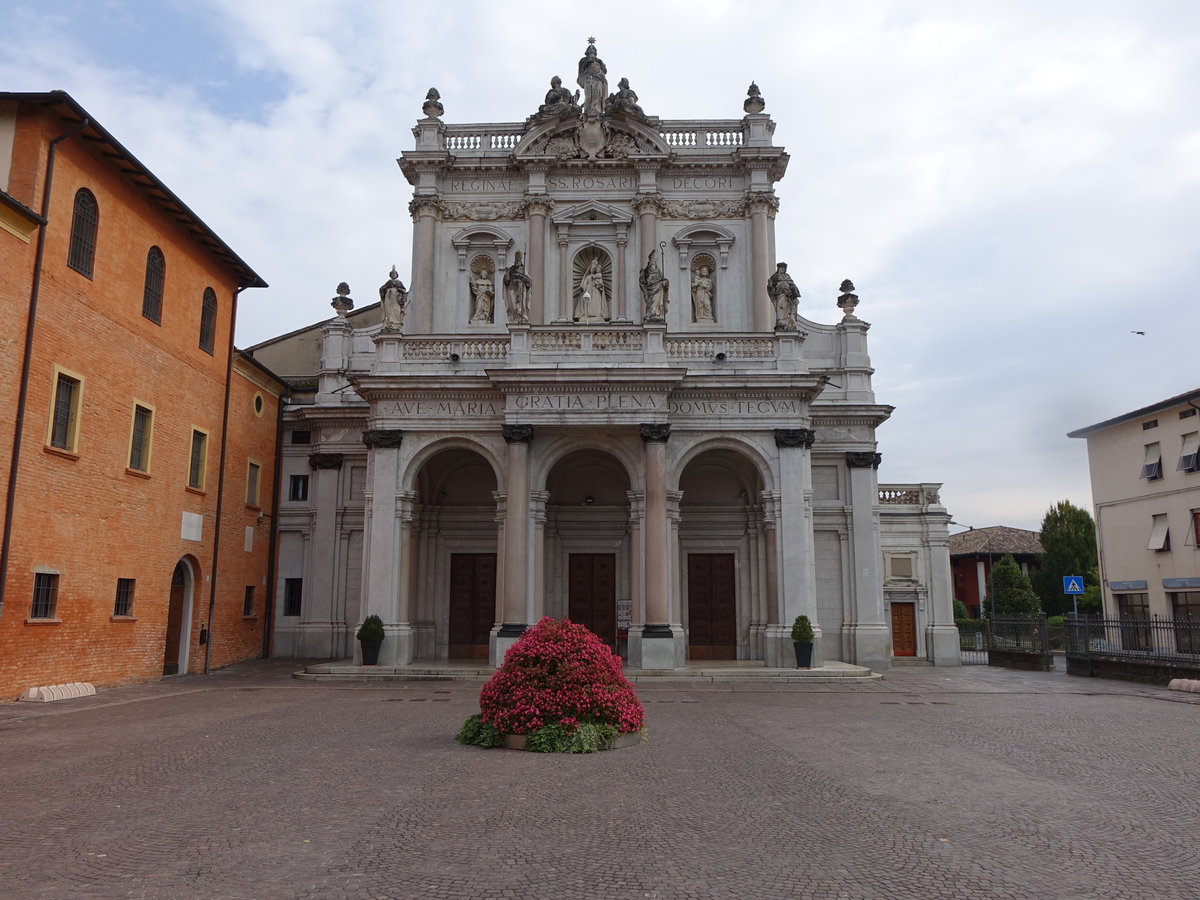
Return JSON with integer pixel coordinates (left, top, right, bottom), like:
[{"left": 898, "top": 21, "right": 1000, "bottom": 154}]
[
  {"left": 957, "top": 622, "right": 987, "bottom": 665},
  {"left": 1064, "top": 615, "right": 1200, "bottom": 682},
  {"left": 987, "top": 615, "right": 1053, "bottom": 671}
]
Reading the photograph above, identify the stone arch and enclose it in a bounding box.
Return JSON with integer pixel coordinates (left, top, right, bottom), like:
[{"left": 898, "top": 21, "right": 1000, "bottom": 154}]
[
  {"left": 670, "top": 435, "right": 776, "bottom": 495},
  {"left": 671, "top": 223, "right": 736, "bottom": 270},
  {"left": 403, "top": 435, "right": 504, "bottom": 494},
  {"left": 450, "top": 225, "right": 515, "bottom": 271},
  {"left": 529, "top": 431, "right": 640, "bottom": 493},
  {"left": 164, "top": 555, "right": 200, "bottom": 676}
]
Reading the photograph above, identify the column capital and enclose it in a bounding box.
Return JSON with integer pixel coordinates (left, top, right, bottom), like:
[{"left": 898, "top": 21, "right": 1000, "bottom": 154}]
[
  {"left": 308, "top": 452, "right": 343, "bottom": 470},
  {"left": 846, "top": 451, "right": 882, "bottom": 469},
  {"left": 774, "top": 428, "right": 815, "bottom": 449},
  {"left": 639, "top": 423, "right": 671, "bottom": 443},
  {"left": 520, "top": 194, "right": 555, "bottom": 217},
  {"left": 407, "top": 194, "right": 446, "bottom": 221},
  {"left": 362, "top": 429, "right": 404, "bottom": 449},
  {"left": 502, "top": 424, "right": 535, "bottom": 444},
  {"left": 631, "top": 192, "right": 665, "bottom": 215},
  {"left": 744, "top": 190, "right": 780, "bottom": 215}
]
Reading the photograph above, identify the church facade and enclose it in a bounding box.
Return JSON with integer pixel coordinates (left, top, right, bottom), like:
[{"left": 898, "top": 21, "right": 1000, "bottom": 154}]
[{"left": 254, "top": 44, "right": 958, "bottom": 671}]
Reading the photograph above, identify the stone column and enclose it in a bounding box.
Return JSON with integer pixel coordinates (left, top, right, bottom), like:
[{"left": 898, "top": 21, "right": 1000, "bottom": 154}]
[
  {"left": 922, "top": 489, "right": 960, "bottom": 665},
  {"left": 746, "top": 192, "right": 779, "bottom": 332},
  {"left": 522, "top": 195, "right": 553, "bottom": 325},
  {"left": 360, "top": 429, "right": 405, "bottom": 665},
  {"left": 495, "top": 424, "right": 534, "bottom": 663},
  {"left": 530, "top": 490, "right": 550, "bottom": 623},
  {"left": 637, "top": 424, "right": 680, "bottom": 669},
  {"left": 769, "top": 429, "right": 821, "bottom": 668},
  {"left": 633, "top": 194, "right": 662, "bottom": 316},
  {"left": 408, "top": 196, "right": 444, "bottom": 333},
  {"left": 845, "top": 451, "right": 889, "bottom": 671},
  {"left": 556, "top": 228, "right": 570, "bottom": 322},
  {"left": 759, "top": 491, "right": 780, "bottom": 658},
  {"left": 615, "top": 227, "right": 628, "bottom": 321},
  {"left": 302, "top": 452, "right": 343, "bottom": 657}
]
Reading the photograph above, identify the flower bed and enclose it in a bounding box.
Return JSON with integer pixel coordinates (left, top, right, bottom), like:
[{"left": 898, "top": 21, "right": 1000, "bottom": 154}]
[{"left": 455, "top": 616, "right": 646, "bottom": 753}]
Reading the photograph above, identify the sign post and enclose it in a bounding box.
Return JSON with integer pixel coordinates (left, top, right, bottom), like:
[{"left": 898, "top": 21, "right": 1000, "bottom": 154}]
[{"left": 1063, "top": 575, "right": 1085, "bottom": 616}]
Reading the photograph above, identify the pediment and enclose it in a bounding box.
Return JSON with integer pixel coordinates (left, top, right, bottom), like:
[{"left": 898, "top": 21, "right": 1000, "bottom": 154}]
[
  {"left": 515, "top": 112, "right": 672, "bottom": 161},
  {"left": 551, "top": 199, "right": 632, "bottom": 226}
]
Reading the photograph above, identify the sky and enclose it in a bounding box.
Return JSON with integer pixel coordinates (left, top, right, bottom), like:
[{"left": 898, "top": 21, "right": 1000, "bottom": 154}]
[{"left": 4, "top": 0, "right": 1199, "bottom": 532}]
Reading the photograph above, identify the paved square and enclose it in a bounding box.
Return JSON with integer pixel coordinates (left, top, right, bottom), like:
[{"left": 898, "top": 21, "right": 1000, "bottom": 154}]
[{"left": 1, "top": 661, "right": 1196, "bottom": 899}]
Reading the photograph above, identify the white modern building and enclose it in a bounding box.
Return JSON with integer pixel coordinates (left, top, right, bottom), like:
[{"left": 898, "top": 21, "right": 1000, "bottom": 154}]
[
  {"left": 250, "top": 43, "right": 958, "bottom": 671},
  {"left": 1069, "top": 388, "right": 1200, "bottom": 622}
]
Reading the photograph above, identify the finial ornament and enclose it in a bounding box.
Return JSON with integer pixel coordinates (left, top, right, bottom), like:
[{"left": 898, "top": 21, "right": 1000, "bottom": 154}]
[
  {"left": 744, "top": 81, "right": 765, "bottom": 114},
  {"left": 331, "top": 282, "right": 354, "bottom": 317},
  {"left": 587, "top": 36, "right": 596, "bottom": 44},
  {"left": 837, "top": 279, "right": 860, "bottom": 320}
]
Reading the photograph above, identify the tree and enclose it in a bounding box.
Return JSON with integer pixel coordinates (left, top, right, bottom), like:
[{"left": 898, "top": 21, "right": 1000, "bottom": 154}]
[
  {"left": 987, "top": 553, "right": 1042, "bottom": 616},
  {"left": 1033, "top": 500, "right": 1098, "bottom": 616}
]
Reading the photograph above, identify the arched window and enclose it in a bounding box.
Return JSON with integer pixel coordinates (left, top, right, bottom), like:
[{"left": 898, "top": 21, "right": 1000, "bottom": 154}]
[
  {"left": 67, "top": 188, "right": 99, "bottom": 277},
  {"left": 199, "top": 287, "right": 217, "bottom": 354},
  {"left": 142, "top": 246, "right": 165, "bottom": 323}
]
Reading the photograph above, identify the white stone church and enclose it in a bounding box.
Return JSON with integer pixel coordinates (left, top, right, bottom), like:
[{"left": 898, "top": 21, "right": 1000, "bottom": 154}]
[{"left": 250, "top": 42, "right": 959, "bottom": 671}]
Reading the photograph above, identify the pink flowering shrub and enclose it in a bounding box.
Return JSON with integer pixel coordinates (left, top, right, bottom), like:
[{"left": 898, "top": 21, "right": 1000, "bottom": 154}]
[{"left": 478, "top": 617, "right": 644, "bottom": 736}]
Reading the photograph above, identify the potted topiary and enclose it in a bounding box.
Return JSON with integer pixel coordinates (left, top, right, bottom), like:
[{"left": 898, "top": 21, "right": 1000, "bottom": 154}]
[
  {"left": 791, "top": 614, "right": 814, "bottom": 669},
  {"left": 356, "top": 614, "right": 385, "bottom": 666}
]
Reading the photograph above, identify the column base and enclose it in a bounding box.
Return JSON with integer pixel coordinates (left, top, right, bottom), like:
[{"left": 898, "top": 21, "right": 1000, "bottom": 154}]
[
  {"left": 491, "top": 623, "right": 528, "bottom": 667},
  {"left": 274, "top": 622, "right": 352, "bottom": 660},
  {"left": 845, "top": 623, "right": 890, "bottom": 671},
  {"left": 925, "top": 625, "right": 963, "bottom": 666},
  {"left": 628, "top": 625, "right": 684, "bottom": 670},
  {"left": 764, "top": 625, "right": 825, "bottom": 669}
]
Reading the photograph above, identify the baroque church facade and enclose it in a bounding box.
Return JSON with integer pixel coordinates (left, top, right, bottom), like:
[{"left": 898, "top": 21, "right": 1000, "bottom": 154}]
[{"left": 253, "top": 43, "right": 958, "bottom": 671}]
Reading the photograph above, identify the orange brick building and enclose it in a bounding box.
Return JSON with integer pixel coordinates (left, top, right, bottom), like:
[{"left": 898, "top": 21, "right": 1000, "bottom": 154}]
[{"left": 0, "top": 91, "right": 280, "bottom": 698}]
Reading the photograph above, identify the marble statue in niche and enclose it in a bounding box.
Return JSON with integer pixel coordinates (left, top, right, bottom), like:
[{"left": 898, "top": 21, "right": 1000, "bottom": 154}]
[
  {"left": 768, "top": 262, "right": 800, "bottom": 331},
  {"left": 572, "top": 250, "right": 611, "bottom": 322},
  {"left": 503, "top": 252, "right": 532, "bottom": 325},
  {"left": 640, "top": 251, "right": 669, "bottom": 322},
  {"left": 379, "top": 267, "right": 408, "bottom": 332},
  {"left": 690, "top": 258, "right": 715, "bottom": 323},
  {"left": 576, "top": 40, "right": 608, "bottom": 116},
  {"left": 469, "top": 257, "right": 495, "bottom": 324}
]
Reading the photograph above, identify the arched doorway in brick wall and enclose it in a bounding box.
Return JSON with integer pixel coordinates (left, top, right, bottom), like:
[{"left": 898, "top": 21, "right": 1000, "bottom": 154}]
[{"left": 163, "top": 558, "right": 197, "bottom": 675}]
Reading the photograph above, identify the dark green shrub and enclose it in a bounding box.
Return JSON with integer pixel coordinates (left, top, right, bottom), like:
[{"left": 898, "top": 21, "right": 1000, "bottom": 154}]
[
  {"left": 356, "top": 614, "right": 384, "bottom": 642},
  {"left": 790, "top": 614, "right": 814, "bottom": 643},
  {"left": 455, "top": 714, "right": 504, "bottom": 748}
]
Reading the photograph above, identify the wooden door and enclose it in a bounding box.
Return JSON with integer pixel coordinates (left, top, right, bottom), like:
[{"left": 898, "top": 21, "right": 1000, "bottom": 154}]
[
  {"left": 163, "top": 563, "right": 186, "bottom": 675},
  {"left": 687, "top": 554, "right": 737, "bottom": 660},
  {"left": 891, "top": 602, "right": 917, "bottom": 657},
  {"left": 568, "top": 554, "right": 616, "bottom": 648},
  {"left": 448, "top": 554, "right": 496, "bottom": 658}
]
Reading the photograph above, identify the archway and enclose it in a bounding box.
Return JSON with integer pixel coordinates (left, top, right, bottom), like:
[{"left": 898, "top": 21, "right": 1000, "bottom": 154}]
[
  {"left": 163, "top": 558, "right": 197, "bottom": 675},
  {"left": 413, "top": 447, "right": 499, "bottom": 659},
  {"left": 544, "top": 449, "right": 631, "bottom": 652},
  {"left": 678, "top": 448, "right": 765, "bottom": 660}
]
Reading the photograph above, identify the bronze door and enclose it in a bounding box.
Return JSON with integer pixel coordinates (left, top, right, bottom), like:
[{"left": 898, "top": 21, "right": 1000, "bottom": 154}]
[
  {"left": 687, "top": 554, "right": 737, "bottom": 660},
  {"left": 448, "top": 554, "right": 496, "bottom": 658},
  {"left": 891, "top": 602, "right": 917, "bottom": 657},
  {"left": 163, "top": 562, "right": 186, "bottom": 675},
  {"left": 568, "top": 554, "right": 616, "bottom": 647}
]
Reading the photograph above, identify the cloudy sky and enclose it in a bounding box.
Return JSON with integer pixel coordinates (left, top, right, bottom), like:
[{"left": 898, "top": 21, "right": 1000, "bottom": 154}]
[{"left": 4, "top": 0, "right": 1198, "bottom": 532}]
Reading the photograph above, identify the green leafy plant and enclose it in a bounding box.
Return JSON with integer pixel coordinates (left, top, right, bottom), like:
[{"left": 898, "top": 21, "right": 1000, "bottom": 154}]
[
  {"left": 356, "top": 614, "right": 384, "bottom": 642},
  {"left": 790, "top": 614, "right": 814, "bottom": 643},
  {"left": 953, "top": 598, "right": 969, "bottom": 620},
  {"left": 525, "top": 723, "right": 573, "bottom": 753},
  {"left": 455, "top": 714, "right": 504, "bottom": 748}
]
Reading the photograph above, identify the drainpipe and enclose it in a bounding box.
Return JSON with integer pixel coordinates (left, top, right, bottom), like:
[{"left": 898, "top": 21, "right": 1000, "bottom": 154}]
[
  {"left": 261, "top": 390, "right": 287, "bottom": 658},
  {"left": 202, "top": 284, "right": 245, "bottom": 674},
  {"left": 0, "top": 116, "right": 89, "bottom": 619}
]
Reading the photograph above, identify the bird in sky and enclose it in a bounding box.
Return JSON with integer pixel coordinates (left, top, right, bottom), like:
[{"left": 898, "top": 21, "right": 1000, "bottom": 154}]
[{"left": 1131, "top": 331, "right": 1146, "bottom": 336}]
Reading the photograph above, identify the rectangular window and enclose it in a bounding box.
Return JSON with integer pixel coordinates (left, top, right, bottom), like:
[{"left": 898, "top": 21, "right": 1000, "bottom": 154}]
[
  {"left": 114, "top": 578, "right": 135, "bottom": 617},
  {"left": 1142, "top": 419, "right": 1158, "bottom": 430},
  {"left": 1141, "top": 443, "right": 1162, "bottom": 481},
  {"left": 1182, "top": 408, "right": 1198, "bottom": 420},
  {"left": 1194, "top": 510, "right": 1200, "bottom": 548},
  {"left": 246, "top": 461, "right": 261, "bottom": 506},
  {"left": 49, "top": 372, "right": 82, "bottom": 451},
  {"left": 1148, "top": 513, "right": 1171, "bottom": 552},
  {"left": 1171, "top": 591, "right": 1200, "bottom": 654},
  {"left": 1116, "top": 592, "right": 1150, "bottom": 651},
  {"left": 283, "top": 578, "right": 303, "bottom": 617},
  {"left": 31, "top": 573, "right": 59, "bottom": 619},
  {"left": 290, "top": 430, "right": 311, "bottom": 445},
  {"left": 128, "top": 404, "right": 153, "bottom": 472},
  {"left": 288, "top": 474, "right": 309, "bottom": 501},
  {"left": 243, "top": 585, "right": 255, "bottom": 617},
  {"left": 1179, "top": 432, "right": 1199, "bottom": 472},
  {"left": 188, "top": 429, "right": 208, "bottom": 490}
]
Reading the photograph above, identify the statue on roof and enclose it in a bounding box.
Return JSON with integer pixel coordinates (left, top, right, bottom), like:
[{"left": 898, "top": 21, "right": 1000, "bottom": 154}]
[
  {"left": 537, "top": 76, "right": 579, "bottom": 118},
  {"left": 744, "top": 82, "right": 765, "bottom": 114},
  {"left": 607, "top": 78, "right": 645, "bottom": 119},
  {"left": 379, "top": 267, "right": 408, "bottom": 332},
  {"left": 768, "top": 262, "right": 800, "bottom": 331},
  {"left": 577, "top": 39, "right": 608, "bottom": 117},
  {"left": 422, "top": 87, "right": 444, "bottom": 119}
]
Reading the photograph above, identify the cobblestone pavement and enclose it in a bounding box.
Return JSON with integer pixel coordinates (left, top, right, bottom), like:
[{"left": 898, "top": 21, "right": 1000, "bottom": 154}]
[{"left": 1, "top": 660, "right": 1197, "bottom": 899}]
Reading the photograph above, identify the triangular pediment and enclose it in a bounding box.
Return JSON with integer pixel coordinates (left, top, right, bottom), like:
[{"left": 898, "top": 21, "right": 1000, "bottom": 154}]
[
  {"left": 515, "top": 112, "right": 672, "bottom": 161},
  {"left": 551, "top": 199, "right": 632, "bottom": 226}
]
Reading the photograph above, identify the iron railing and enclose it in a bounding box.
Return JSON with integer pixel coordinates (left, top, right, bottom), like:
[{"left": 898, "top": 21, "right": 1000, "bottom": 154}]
[{"left": 1065, "top": 615, "right": 1200, "bottom": 665}]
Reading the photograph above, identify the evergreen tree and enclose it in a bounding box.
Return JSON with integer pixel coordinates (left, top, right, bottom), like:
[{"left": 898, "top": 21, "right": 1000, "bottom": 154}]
[
  {"left": 1033, "top": 500, "right": 1098, "bottom": 615},
  {"left": 987, "top": 553, "right": 1042, "bottom": 616}
]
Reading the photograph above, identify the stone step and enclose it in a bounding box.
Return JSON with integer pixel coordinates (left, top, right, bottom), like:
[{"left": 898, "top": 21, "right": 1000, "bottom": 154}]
[{"left": 295, "top": 662, "right": 882, "bottom": 684}]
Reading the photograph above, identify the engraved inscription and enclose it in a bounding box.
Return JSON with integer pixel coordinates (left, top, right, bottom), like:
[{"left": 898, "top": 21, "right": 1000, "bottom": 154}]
[
  {"left": 671, "top": 176, "right": 734, "bottom": 191},
  {"left": 446, "top": 178, "right": 521, "bottom": 193},
  {"left": 512, "top": 393, "right": 660, "bottom": 411},
  {"left": 387, "top": 400, "right": 501, "bottom": 417},
  {"left": 669, "top": 399, "right": 800, "bottom": 415},
  {"left": 546, "top": 175, "right": 635, "bottom": 191}
]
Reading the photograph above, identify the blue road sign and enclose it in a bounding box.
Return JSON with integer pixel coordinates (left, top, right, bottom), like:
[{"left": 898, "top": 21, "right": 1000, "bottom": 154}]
[{"left": 1063, "top": 576, "right": 1085, "bottom": 595}]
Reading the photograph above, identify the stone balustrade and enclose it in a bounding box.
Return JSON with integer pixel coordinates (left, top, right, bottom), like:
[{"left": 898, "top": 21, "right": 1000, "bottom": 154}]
[{"left": 878, "top": 484, "right": 943, "bottom": 507}]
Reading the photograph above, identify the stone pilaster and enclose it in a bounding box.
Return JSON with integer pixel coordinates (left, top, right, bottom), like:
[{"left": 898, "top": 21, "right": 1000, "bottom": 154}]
[
  {"left": 409, "top": 195, "right": 445, "bottom": 333},
  {"left": 297, "top": 452, "right": 343, "bottom": 657},
  {"left": 768, "top": 428, "right": 821, "bottom": 667},
  {"left": 632, "top": 194, "right": 663, "bottom": 295},
  {"left": 495, "top": 424, "right": 534, "bottom": 663},
  {"left": 845, "top": 450, "right": 889, "bottom": 670},
  {"left": 635, "top": 423, "right": 681, "bottom": 669},
  {"left": 360, "top": 429, "right": 405, "bottom": 664},
  {"left": 746, "top": 192, "right": 779, "bottom": 332},
  {"left": 522, "top": 195, "right": 553, "bottom": 324}
]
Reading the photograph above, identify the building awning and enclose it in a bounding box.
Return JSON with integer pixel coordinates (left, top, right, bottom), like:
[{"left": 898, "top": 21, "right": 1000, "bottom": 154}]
[
  {"left": 1179, "top": 432, "right": 1199, "bottom": 472},
  {"left": 1141, "top": 443, "right": 1162, "bottom": 480},
  {"left": 1148, "top": 514, "right": 1170, "bottom": 551}
]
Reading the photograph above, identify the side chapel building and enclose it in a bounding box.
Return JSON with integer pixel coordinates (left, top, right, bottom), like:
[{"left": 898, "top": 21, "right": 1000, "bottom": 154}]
[{"left": 253, "top": 44, "right": 958, "bottom": 671}]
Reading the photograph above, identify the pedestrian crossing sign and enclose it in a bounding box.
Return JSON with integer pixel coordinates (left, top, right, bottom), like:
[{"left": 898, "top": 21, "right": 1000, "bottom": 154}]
[{"left": 1063, "top": 576, "right": 1084, "bottom": 594}]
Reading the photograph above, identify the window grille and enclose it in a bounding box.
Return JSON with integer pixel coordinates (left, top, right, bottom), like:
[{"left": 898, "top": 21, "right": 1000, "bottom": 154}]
[
  {"left": 129, "top": 405, "right": 152, "bottom": 471},
  {"left": 283, "top": 578, "right": 303, "bottom": 617},
  {"left": 288, "top": 474, "right": 309, "bottom": 501},
  {"left": 114, "top": 578, "right": 135, "bottom": 616},
  {"left": 189, "top": 430, "right": 207, "bottom": 489},
  {"left": 142, "top": 247, "right": 165, "bottom": 323},
  {"left": 31, "top": 573, "right": 59, "bottom": 619},
  {"left": 50, "top": 374, "right": 78, "bottom": 450},
  {"left": 243, "top": 585, "right": 255, "bottom": 617},
  {"left": 67, "top": 189, "right": 98, "bottom": 277},
  {"left": 199, "top": 288, "right": 217, "bottom": 354}
]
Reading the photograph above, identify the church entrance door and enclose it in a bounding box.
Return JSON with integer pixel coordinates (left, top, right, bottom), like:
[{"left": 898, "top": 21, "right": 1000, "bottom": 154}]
[
  {"left": 163, "top": 560, "right": 192, "bottom": 676},
  {"left": 448, "top": 553, "right": 496, "bottom": 659},
  {"left": 568, "top": 553, "right": 616, "bottom": 648},
  {"left": 687, "top": 554, "right": 736, "bottom": 660},
  {"left": 891, "top": 602, "right": 917, "bottom": 657}
]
